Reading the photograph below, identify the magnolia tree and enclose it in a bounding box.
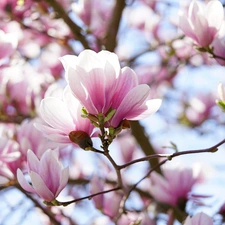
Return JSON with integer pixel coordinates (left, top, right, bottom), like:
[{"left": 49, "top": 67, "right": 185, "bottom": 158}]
[{"left": 1, "top": 0, "right": 225, "bottom": 224}]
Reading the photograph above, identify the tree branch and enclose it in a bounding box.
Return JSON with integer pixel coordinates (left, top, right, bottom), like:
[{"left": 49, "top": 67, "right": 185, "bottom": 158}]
[
  {"left": 104, "top": 0, "right": 126, "bottom": 51},
  {"left": 43, "top": 0, "right": 91, "bottom": 49}
]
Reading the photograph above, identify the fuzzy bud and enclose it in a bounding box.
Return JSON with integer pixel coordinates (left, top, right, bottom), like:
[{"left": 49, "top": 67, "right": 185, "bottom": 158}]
[{"left": 69, "top": 131, "right": 93, "bottom": 150}]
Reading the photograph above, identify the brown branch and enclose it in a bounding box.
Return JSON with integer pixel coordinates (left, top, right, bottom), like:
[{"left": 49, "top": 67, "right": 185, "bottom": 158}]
[
  {"left": 43, "top": 0, "right": 91, "bottom": 49},
  {"left": 59, "top": 186, "right": 121, "bottom": 206},
  {"left": 104, "top": 0, "right": 126, "bottom": 51}
]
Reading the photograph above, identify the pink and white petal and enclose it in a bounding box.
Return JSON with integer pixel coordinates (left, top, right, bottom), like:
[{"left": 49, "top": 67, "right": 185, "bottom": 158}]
[
  {"left": 30, "top": 171, "right": 55, "bottom": 202},
  {"left": 76, "top": 50, "right": 102, "bottom": 72},
  {"left": 189, "top": 0, "right": 202, "bottom": 24},
  {"left": 40, "top": 97, "right": 74, "bottom": 133},
  {"left": 206, "top": 1, "right": 224, "bottom": 30},
  {"left": 150, "top": 185, "right": 174, "bottom": 205},
  {"left": 17, "top": 169, "right": 36, "bottom": 194},
  {"left": 111, "top": 85, "right": 150, "bottom": 127},
  {"left": 194, "top": 15, "right": 211, "bottom": 46},
  {"left": 63, "top": 86, "right": 95, "bottom": 134},
  {"left": 112, "top": 67, "right": 138, "bottom": 109},
  {"left": 67, "top": 67, "right": 98, "bottom": 114},
  {"left": 56, "top": 167, "right": 69, "bottom": 197},
  {"left": 34, "top": 122, "right": 61, "bottom": 135},
  {"left": 179, "top": 15, "right": 197, "bottom": 41},
  {"left": 126, "top": 99, "right": 162, "bottom": 120},
  {"left": 102, "top": 61, "right": 121, "bottom": 112},
  {"left": 99, "top": 50, "right": 121, "bottom": 79},
  {"left": 59, "top": 55, "right": 78, "bottom": 71},
  {"left": 39, "top": 150, "right": 61, "bottom": 195},
  {"left": 77, "top": 66, "right": 106, "bottom": 113},
  {"left": 27, "top": 150, "right": 40, "bottom": 173},
  {"left": 63, "top": 86, "right": 84, "bottom": 124},
  {"left": 2, "top": 151, "right": 21, "bottom": 162},
  {"left": 46, "top": 133, "right": 71, "bottom": 143},
  {"left": 0, "top": 176, "right": 9, "bottom": 185}
]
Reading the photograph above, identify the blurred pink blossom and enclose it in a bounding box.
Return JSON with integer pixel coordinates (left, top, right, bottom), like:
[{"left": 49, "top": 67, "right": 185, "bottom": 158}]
[
  {"left": 71, "top": 0, "right": 114, "bottom": 38},
  {"left": 90, "top": 176, "right": 122, "bottom": 218},
  {"left": 17, "top": 149, "right": 69, "bottom": 202},
  {"left": 118, "top": 212, "right": 155, "bottom": 225},
  {"left": 183, "top": 212, "right": 213, "bottom": 225},
  {"left": 149, "top": 164, "right": 204, "bottom": 207},
  {"left": 17, "top": 118, "right": 61, "bottom": 159},
  {"left": 185, "top": 94, "right": 215, "bottom": 126},
  {"left": 61, "top": 50, "right": 161, "bottom": 127},
  {"left": 0, "top": 137, "right": 20, "bottom": 183},
  {"left": 116, "top": 134, "right": 137, "bottom": 164},
  {"left": 0, "top": 63, "right": 53, "bottom": 116},
  {"left": 179, "top": 0, "right": 224, "bottom": 47}
]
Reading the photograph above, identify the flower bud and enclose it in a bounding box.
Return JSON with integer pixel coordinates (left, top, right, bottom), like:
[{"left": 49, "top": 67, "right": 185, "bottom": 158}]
[{"left": 69, "top": 131, "right": 93, "bottom": 150}]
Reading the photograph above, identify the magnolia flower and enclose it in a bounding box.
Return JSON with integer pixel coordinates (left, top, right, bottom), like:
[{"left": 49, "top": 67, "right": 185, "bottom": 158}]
[
  {"left": 36, "top": 86, "right": 96, "bottom": 146},
  {"left": 149, "top": 164, "right": 204, "bottom": 207},
  {"left": 179, "top": 0, "right": 224, "bottom": 47},
  {"left": 17, "top": 149, "right": 69, "bottom": 202},
  {"left": 60, "top": 50, "right": 161, "bottom": 128},
  {"left": 183, "top": 212, "right": 213, "bottom": 225}
]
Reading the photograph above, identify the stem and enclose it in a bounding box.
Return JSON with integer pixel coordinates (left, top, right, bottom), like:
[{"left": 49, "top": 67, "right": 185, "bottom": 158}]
[
  {"left": 104, "top": 151, "right": 124, "bottom": 189},
  {"left": 118, "top": 153, "right": 169, "bottom": 169},
  {"left": 118, "top": 138, "right": 225, "bottom": 169},
  {"left": 167, "top": 138, "right": 225, "bottom": 160},
  {"left": 59, "top": 186, "right": 120, "bottom": 206},
  {"left": 211, "top": 53, "right": 225, "bottom": 61}
]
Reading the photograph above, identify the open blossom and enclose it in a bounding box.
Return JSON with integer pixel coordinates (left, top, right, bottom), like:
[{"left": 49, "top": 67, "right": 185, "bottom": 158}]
[
  {"left": 60, "top": 50, "right": 161, "bottom": 128},
  {"left": 179, "top": 0, "right": 224, "bottom": 47},
  {"left": 149, "top": 164, "right": 204, "bottom": 207},
  {"left": 36, "top": 85, "right": 96, "bottom": 145},
  {"left": 184, "top": 212, "right": 213, "bottom": 225},
  {"left": 17, "top": 149, "right": 69, "bottom": 202}
]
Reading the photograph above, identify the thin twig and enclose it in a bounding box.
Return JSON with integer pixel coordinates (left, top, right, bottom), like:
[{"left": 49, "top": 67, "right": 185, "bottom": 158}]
[
  {"left": 118, "top": 138, "right": 225, "bottom": 169},
  {"left": 59, "top": 186, "right": 121, "bottom": 206}
]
